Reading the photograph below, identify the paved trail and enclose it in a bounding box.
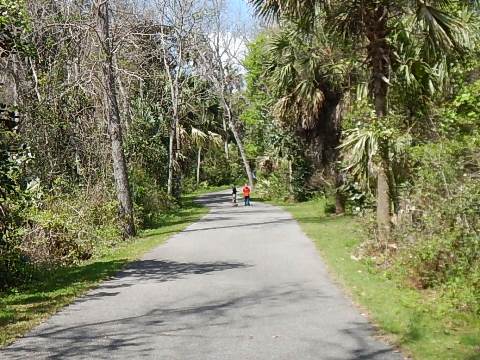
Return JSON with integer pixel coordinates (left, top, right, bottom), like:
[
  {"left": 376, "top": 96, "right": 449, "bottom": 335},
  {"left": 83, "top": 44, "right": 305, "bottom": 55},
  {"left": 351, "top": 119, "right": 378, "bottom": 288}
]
[{"left": 2, "top": 192, "right": 403, "bottom": 360}]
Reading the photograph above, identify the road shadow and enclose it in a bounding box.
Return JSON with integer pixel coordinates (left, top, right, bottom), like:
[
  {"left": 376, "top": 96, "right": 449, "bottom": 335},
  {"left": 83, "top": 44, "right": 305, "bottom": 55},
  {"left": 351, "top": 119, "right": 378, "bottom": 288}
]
[
  {"left": 1, "top": 283, "right": 401, "bottom": 360},
  {"left": 337, "top": 321, "right": 401, "bottom": 359},
  {"left": 3, "top": 259, "right": 250, "bottom": 339},
  {"left": 76, "top": 259, "right": 251, "bottom": 295},
  {"left": 118, "top": 259, "right": 248, "bottom": 284},
  {"left": 195, "top": 192, "right": 231, "bottom": 206},
  {"left": 181, "top": 217, "right": 295, "bottom": 233},
  {"left": 140, "top": 206, "right": 294, "bottom": 238}
]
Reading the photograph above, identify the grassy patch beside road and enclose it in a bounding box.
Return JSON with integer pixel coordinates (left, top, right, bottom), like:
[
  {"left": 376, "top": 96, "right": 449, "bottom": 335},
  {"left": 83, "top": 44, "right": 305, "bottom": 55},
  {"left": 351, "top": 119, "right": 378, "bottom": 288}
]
[
  {"left": 279, "top": 197, "right": 480, "bottom": 360},
  {"left": 0, "top": 195, "right": 208, "bottom": 347}
]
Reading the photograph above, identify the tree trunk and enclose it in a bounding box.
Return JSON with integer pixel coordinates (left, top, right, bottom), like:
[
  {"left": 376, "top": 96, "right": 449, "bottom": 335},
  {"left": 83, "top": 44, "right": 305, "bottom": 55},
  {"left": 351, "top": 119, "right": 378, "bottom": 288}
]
[
  {"left": 288, "top": 159, "right": 294, "bottom": 194},
  {"left": 367, "top": 5, "right": 391, "bottom": 242},
  {"left": 174, "top": 115, "right": 181, "bottom": 199},
  {"left": 97, "top": 0, "right": 135, "bottom": 238},
  {"left": 373, "top": 93, "right": 392, "bottom": 241},
  {"left": 29, "top": 58, "right": 41, "bottom": 102},
  {"left": 167, "top": 113, "right": 181, "bottom": 199},
  {"left": 196, "top": 146, "right": 202, "bottom": 187},
  {"left": 377, "top": 159, "right": 391, "bottom": 241},
  {"left": 333, "top": 102, "right": 345, "bottom": 215},
  {"left": 223, "top": 117, "right": 229, "bottom": 159},
  {"left": 335, "top": 169, "right": 345, "bottom": 215},
  {"left": 116, "top": 74, "right": 130, "bottom": 134},
  {"left": 167, "top": 119, "right": 175, "bottom": 196},
  {"left": 225, "top": 103, "right": 254, "bottom": 188},
  {"left": 11, "top": 57, "right": 19, "bottom": 120}
]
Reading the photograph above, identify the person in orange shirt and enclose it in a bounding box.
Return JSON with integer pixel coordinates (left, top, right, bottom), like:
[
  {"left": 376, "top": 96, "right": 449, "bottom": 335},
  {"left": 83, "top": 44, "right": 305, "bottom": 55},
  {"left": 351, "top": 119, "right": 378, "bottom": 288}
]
[{"left": 242, "top": 183, "right": 251, "bottom": 206}]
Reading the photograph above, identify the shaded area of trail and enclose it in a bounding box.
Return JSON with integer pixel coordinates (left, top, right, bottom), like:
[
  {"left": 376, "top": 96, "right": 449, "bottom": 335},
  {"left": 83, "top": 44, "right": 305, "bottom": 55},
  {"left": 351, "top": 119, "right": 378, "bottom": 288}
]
[{"left": 1, "top": 191, "right": 403, "bottom": 359}]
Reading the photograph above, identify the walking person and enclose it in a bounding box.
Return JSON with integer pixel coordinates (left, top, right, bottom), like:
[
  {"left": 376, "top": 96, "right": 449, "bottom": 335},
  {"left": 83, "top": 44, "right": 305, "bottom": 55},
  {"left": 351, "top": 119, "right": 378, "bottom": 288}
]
[
  {"left": 242, "top": 183, "right": 251, "bottom": 206},
  {"left": 232, "top": 185, "right": 238, "bottom": 207}
]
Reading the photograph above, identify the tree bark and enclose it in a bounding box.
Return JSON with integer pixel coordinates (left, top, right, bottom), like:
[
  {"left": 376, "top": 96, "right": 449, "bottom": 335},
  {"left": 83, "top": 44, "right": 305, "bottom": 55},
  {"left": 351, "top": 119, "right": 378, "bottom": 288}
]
[
  {"left": 377, "top": 159, "right": 391, "bottom": 241},
  {"left": 167, "top": 114, "right": 181, "bottom": 199},
  {"left": 333, "top": 102, "right": 345, "bottom": 215},
  {"left": 97, "top": 0, "right": 135, "bottom": 238},
  {"left": 223, "top": 117, "right": 229, "bottom": 159},
  {"left": 367, "top": 5, "right": 391, "bottom": 242},
  {"left": 167, "top": 117, "right": 176, "bottom": 196},
  {"left": 288, "top": 159, "right": 294, "bottom": 194},
  {"left": 173, "top": 114, "right": 181, "bottom": 199},
  {"left": 11, "top": 57, "right": 19, "bottom": 120}
]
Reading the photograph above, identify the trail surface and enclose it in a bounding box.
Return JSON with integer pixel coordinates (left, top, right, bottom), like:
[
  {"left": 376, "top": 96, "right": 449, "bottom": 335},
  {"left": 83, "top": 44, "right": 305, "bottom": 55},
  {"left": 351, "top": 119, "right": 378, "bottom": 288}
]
[{"left": 2, "top": 192, "right": 402, "bottom": 359}]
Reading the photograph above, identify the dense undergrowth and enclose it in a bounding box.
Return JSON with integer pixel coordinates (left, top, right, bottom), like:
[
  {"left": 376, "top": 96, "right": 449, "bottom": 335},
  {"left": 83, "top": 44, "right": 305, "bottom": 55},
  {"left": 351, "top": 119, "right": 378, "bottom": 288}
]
[
  {"left": 1, "top": 89, "right": 241, "bottom": 290},
  {"left": 358, "top": 80, "right": 480, "bottom": 316}
]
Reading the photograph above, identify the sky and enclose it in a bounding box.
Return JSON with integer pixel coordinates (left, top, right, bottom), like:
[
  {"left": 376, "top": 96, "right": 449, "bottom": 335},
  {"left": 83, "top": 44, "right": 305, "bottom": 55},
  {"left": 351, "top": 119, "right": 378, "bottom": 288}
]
[
  {"left": 221, "top": 0, "right": 257, "bottom": 68},
  {"left": 226, "top": 0, "right": 255, "bottom": 26}
]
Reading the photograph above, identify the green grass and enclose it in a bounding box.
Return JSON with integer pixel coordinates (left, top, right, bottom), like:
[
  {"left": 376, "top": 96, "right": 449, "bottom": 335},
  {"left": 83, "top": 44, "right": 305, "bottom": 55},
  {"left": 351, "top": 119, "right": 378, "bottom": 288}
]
[
  {"left": 278, "top": 197, "right": 480, "bottom": 360},
  {"left": 0, "top": 195, "right": 208, "bottom": 347}
]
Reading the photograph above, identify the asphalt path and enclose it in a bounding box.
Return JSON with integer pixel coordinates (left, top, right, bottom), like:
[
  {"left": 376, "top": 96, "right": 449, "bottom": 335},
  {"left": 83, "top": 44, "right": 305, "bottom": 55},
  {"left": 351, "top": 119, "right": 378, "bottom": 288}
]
[{"left": 2, "top": 191, "right": 403, "bottom": 359}]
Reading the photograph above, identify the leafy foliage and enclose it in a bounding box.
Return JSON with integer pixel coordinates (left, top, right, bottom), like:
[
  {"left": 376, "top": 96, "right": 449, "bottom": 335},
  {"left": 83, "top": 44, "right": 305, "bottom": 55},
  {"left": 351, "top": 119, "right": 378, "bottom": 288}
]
[
  {"left": 0, "top": 0, "right": 31, "bottom": 55},
  {"left": 0, "top": 114, "right": 32, "bottom": 289},
  {"left": 390, "top": 82, "right": 480, "bottom": 313},
  {"left": 0, "top": 1, "right": 33, "bottom": 289}
]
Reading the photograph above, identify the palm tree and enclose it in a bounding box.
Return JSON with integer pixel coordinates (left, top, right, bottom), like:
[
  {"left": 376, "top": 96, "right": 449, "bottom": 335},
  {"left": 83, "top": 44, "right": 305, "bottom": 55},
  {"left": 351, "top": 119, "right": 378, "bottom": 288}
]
[
  {"left": 250, "top": 0, "right": 475, "bottom": 241},
  {"left": 264, "top": 20, "right": 363, "bottom": 211},
  {"left": 191, "top": 127, "right": 223, "bottom": 187}
]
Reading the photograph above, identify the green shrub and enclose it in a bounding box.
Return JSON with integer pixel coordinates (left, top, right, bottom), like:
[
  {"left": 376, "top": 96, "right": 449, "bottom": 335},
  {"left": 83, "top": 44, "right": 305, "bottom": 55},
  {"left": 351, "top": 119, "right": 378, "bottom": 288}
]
[
  {"left": 254, "top": 157, "right": 294, "bottom": 201},
  {"left": 339, "top": 181, "right": 374, "bottom": 215},
  {"left": 22, "top": 188, "right": 121, "bottom": 267},
  {"left": 130, "top": 167, "right": 177, "bottom": 227},
  {"left": 390, "top": 135, "right": 480, "bottom": 314},
  {"left": 359, "top": 82, "right": 480, "bottom": 316},
  {"left": 0, "top": 119, "right": 33, "bottom": 289},
  {"left": 255, "top": 173, "right": 290, "bottom": 201},
  {"left": 291, "top": 154, "right": 314, "bottom": 201}
]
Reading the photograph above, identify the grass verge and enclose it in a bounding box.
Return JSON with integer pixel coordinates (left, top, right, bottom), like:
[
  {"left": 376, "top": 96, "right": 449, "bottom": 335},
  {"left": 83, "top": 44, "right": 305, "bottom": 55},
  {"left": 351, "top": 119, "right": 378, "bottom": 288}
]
[
  {"left": 278, "top": 197, "right": 480, "bottom": 360},
  {"left": 0, "top": 194, "right": 208, "bottom": 347}
]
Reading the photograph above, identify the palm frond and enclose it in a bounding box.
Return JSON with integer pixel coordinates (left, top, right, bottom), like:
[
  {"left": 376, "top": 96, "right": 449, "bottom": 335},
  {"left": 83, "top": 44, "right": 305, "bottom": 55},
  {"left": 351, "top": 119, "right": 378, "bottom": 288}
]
[
  {"left": 207, "top": 131, "right": 223, "bottom": 148},
  {"left": 338, "top": 127, "right": 379, "bottom": 187},
  {"left": 191, "top": 127, "right": 207, "bottom": 146},
  {"left": 249, "top": 0, "right": 321, "bottom": 26},
  {"left": 415, "top": 3, "right": 465, "bottom": 55}
]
